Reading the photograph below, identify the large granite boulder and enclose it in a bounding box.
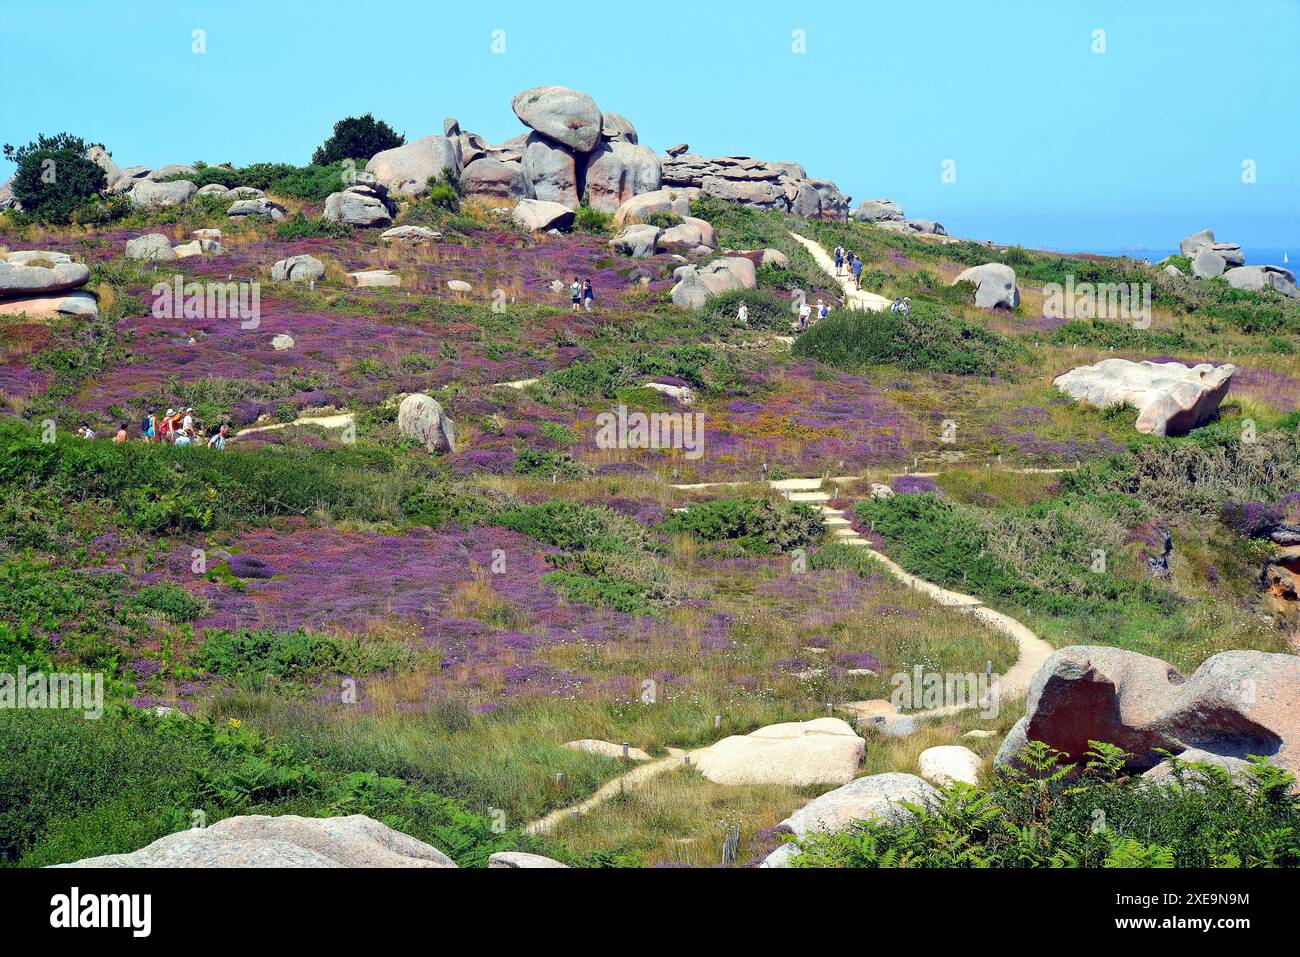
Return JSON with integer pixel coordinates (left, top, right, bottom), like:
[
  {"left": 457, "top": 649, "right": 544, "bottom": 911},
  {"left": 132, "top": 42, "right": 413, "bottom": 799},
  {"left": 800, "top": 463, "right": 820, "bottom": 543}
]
[
  {"left": 1053, "top": 358, "right": 1235, "bottom": 436},
  {"left": 760, "top": 773, "right": 937, "bottom": 867},
  {"left": 877, "top": 218, "right": 947, "bottom": 235},
  {"left": 656, "top": 216, "right": 717, "bottom": 253},
  {"left": 610, "top": 223, "right": 661, "bottom": 258},
  {"left": 124, "top": 233, "right": 177, "bottom": 261},
  {"left": 107, "top": 165, "right": 151, "bottom": 194},
  {"left": 693, "top": 717, "right": 865, "bottom": 786},
  {"left": 227, "top": 197, "right": 287, "bottom": 221},
  {"left": 84, "top": 146, "right": 122, "bottom": 188},
  {"left": 1179, "top": 228, "right": 1216, "bottom": 257},
  {"left": 460, "top": 157, "right": 528, "bottom": 201},
  {"left": 996, "top": 646, "right": 1300, "bottom": 777},
  {"left": 511, "top": 85, "right": 603, "bottom": 153},
  {"left": 128, "top": 179, "right": 196, "bottom": 209},
  {"left": 380, "top": 225, "right": 441, "bottom": 244},
  {"left": 0, "top": 176, "right": 19, "bottom": 211},
  {"left": 58, "top": 814, "right": 457, "bottom": 868},
  {"left": 511, "top": 198, "right": 576, "bottom": 232},
  {"left": 854, "top": 199, "right": 904, "bottom": 222},
  {"left": 0, "top": 251, "right": 90, "bottom": 295},
  {"left": 660, "top": 153, "right": 847, "bottom": 220},
  {"left": 952, "top": 262, "right": 1019, "bottom": 309},
  {"left": 1178, "top": 229, "right": 1243, "bottom": 266},
  {"left": 520, "top": 133, "right": 581, "bottom": 209},
  {"left": 322, "top": 188, "right": 393, "bottom": 226},
  {"left": 145, "top": 163, "right": 198, "bottom": 182},
  {"left": 271, "top": 254, "right": 325, "bottom": 283},
  {"left": 397, "top": 393, "right": 456, "bottom": 452},
  {"left": 669, "top": 258, "right": 756, "bottom": 309},
  {"left": 0, "top": 291, "right": 99, "bottom": 319},
  {"left": 1193, "top": 246, "right": 1228, "bottom": 278},
  {"left": 1221, "top": 265, "right": 1298, "bottom": 298},
  {"left": 365, "top": 135, "right": 461, "bottom": 198},
  {"left": 612, "top": 187, "right": 696, "bottom": 227},
  {"left": 583, "top": 141, "right": 661, "bottom": 213}
]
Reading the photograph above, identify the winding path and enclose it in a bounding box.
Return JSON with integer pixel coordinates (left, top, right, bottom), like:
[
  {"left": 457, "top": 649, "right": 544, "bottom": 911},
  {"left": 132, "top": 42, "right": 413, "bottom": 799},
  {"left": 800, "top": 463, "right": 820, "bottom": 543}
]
[
  {"left": 787, "top": 231, "right": 892, "bottom": 312},
  {"left": 523, "top": 474, "right": 1054, "bottom": 833}
]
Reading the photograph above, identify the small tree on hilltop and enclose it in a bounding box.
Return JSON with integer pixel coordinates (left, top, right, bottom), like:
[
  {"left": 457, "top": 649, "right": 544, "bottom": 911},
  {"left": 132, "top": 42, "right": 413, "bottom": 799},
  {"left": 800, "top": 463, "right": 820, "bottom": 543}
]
[
  {"left": 3, "top": 132, "right": 108, "bottom": 223},
  {"left": 311, "top": 113, "right": 405, "bottom": 166}
]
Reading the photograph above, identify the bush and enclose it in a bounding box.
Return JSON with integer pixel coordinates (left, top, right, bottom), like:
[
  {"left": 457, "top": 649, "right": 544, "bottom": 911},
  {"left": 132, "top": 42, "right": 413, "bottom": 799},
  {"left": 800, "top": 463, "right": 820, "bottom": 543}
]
[
  {"left": 167, "top": 161, "right": 352, "bottom": 202},
  {"left": 794, "top": 300, "right": 1025, "bottom": 377},
  {"left": 708, "top": 288, "right": 796, "bottom": 330},
  {"left": 275, "top": 213, "right": 351, "bottom": 240},
  {"left": 311, "top": 113, "right": 404, "bottom": 166},
  {"left": 198, "top": 628, "right": 418, "bottom": 683},
  {"left": 3, "top": 132, "right": 108, "bottom": 223},
  {"left": 659, "top": 497, "right": 824, "bottom": 554},
  {"left": 574, "top": 203, "right": 614, "bottom": 234}
]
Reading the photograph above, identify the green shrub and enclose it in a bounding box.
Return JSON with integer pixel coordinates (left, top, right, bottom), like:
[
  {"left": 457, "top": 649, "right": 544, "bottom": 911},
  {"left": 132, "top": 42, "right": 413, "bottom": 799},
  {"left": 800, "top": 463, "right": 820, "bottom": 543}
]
[
  {"left": 659, "top": 497, "right": 824, "bottom": 554},
  {"left": 794, "top": 300, "right": 1025, "bottom": 377},
  {"left": 275, "top": 213, "right": 351, "bottom": 240},
  {"left": 198, "top": 628, "right": 418, "bottom": 682},
  {"left": 311, "top": 113, "right": 404, "bottom": 166},
  {"left": 707, "top": 288, "right": 796, "bottom": 330},
  {"left": 574, "top": 203, "right": 614, "bottom": 234}
]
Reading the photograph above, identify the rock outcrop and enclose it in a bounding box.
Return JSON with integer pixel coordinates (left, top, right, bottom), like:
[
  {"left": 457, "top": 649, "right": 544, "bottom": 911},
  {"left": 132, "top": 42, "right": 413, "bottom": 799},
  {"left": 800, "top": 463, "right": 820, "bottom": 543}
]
[
  {"left": 127, "top": 179, "right": 196, "bottom": 209},
  {"left": 582, "top": 141, "right": 662, "bottom": 213},
  {"left": 520, "top": 133, "right": 581, "bottom": 208},
  {"left": 917, "top": 745, "right": 982, "bottom": 786},
  {"left": 124, "top": 233, "right": 177, "bottom": 261},
  {"left": 1053, "top": 358, "right": 1235, "bottom": 436},
  {"left": 59, "top": 814, "right": 457, "bottom": 868},
  {"left": 854, "top": 199, "right": 904, "bottom": 222},
  {"left": 613, "top": 187, "right": 696, "bottom": 227},
  {"left": 271, "top": 254, "right": 325, "bottom": 283},
  {"left": 1221, "top": 265, "right": 1298, "bottom": 298},
  {"left": 511, "top": 198, "right": 576, "bottom": 232},
  {"left": 511, "top": 85, "right": 604, "bottom": 153},
  {"left": 669, "top": 258, "right": 757, "bottom": 309},
  {"left": 995, "top": 646, "right": 1300, "bottom": 777},
  {"left": 323, "top": 183, "right": 394, "bottom": 226},
  {"left": 488, "top": 852, "right": 568, "bottom": 869},
  {"left": 660, "top": 153, "right": 848, "bottom": 221},
  {"left": 460, "top": 157, "right": 528, "bottom": 202}
]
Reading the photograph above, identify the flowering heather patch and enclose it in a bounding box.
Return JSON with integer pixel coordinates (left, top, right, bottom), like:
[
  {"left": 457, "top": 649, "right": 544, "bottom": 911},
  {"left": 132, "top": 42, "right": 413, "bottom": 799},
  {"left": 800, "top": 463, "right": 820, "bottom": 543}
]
[
  {"left": 1218, "top": 500, "right": 1285, "bottom": 538},
  {"left": 892, "top": 474, "right": 938, "bottom": 494}
]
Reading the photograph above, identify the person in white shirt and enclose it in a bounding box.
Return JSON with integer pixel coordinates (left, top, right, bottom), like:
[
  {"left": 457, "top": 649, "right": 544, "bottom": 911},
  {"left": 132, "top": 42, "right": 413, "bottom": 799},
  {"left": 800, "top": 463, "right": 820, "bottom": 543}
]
[
  {"left": 207, "top": 424, "right": 229, "bottom": 451},
  {"left": 797, "top": 301, "right": 812, "bottom": 331},
  {"left": 736, "top": 302, "right": 749, "bottom": 325},
  {"left": 816, "top": 299, "right": 829, "bottom": 320}
]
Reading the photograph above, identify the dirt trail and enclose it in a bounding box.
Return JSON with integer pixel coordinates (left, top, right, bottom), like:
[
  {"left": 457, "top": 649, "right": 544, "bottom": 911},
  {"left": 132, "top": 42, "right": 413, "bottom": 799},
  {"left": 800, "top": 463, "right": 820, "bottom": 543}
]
[{"left": 787, "top": 231, "right": 892, "bottom": 312}]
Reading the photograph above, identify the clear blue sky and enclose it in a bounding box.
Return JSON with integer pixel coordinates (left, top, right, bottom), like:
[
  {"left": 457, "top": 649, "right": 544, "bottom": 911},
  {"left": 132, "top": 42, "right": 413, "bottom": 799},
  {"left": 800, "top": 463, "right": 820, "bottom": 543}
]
[{"left": 2, "top": 0, "right": 1296, "bottom": 250}]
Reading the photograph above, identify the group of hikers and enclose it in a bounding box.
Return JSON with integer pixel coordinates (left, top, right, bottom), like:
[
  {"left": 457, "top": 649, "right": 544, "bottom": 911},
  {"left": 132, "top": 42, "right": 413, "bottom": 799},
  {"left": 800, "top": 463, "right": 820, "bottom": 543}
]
[
  {"left": 733, "top": 296, "right": 831, "bottom": 333},
  {"left": 569, "top": 277, "right": 595, "bottom": 311},
  {"left": 832, "top": 244, "right": 866, "bottom": 288},
  {"left": 74, "top": 408, "right": 231, "bottom": 450},
  {"left": 890, "top": 297, "right": 912, "bottom": 315}
]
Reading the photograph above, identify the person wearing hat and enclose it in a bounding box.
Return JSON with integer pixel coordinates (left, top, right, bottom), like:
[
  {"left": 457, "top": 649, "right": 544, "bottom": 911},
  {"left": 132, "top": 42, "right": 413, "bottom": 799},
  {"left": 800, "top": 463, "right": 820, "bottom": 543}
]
[{"left": 158, "top": 409, "right": 174, "bottom": 443}]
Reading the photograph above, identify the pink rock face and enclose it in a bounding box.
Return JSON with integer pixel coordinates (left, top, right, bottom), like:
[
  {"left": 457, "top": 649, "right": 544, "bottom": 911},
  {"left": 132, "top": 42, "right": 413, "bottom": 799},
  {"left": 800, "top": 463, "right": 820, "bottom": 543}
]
[
  {"left": 1053, "top": 358, "right": 1236, "bottom": 437},
  {"left": 996, "top": 645, "right": 1300, "bottom": 778}
]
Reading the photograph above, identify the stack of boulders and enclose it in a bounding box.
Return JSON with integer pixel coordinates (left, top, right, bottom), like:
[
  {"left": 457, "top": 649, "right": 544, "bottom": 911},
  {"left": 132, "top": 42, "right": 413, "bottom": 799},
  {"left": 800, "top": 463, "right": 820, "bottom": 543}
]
[
  {"left": 659, "top": 152, "right": 849, "bottom": 221},
  {"left": 0, "top": 250, "right": 98, "bottom": 318},
  {"left": 1053, "top": 358, "right": 1235, "bottom": 436},
  {"left": 1172, "top": 229, "right": 1297, "bottom": 298},
  {"left": 670, "top": 257, "right": 757, "bottom": 309},
  {"left": 852, "top": 197, "right": 946, "bottom": 235}
]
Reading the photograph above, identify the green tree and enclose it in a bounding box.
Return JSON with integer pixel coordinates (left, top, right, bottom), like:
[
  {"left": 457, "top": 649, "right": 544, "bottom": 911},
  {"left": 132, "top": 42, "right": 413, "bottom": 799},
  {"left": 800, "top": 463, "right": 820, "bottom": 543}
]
[
  {"left": 3, "top": 132, "right": 107, "bottom": 223},
  {"left": 310, "top": 113, "right": 405, "bottom": 166}
]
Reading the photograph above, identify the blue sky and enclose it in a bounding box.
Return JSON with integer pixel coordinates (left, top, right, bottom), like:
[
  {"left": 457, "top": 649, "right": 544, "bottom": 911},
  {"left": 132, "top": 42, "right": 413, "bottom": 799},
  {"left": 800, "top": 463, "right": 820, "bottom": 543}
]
[{"left": 2, "top": 0, "right": 1296, "bottom": 250}]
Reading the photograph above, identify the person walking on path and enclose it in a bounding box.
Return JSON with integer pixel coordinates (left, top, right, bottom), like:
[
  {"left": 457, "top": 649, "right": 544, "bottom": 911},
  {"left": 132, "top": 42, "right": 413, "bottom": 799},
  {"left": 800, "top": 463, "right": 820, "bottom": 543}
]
[
  {"left": 141, "top": 409, "right": 156, "bottom": 443},
  {"left": 816, "top": 299, "right": 830, "bottom": 321},
  {"left": 851, "top": 256, "right": 864, "bottom": 289},
  {"left": 570, "top": 277, "right": 582, "bottom": 312},
  {"left": 833, "top": 245, "right": 844, "bottom": 275},
  {"left": 797, "top": 299, "right": 812, "bottom": 332},
  {"left": 582, "top": 279, "right": 594, "bottom": 312},
  {"left": 736, "top": 301, "right": 749, "bottom": 325}
]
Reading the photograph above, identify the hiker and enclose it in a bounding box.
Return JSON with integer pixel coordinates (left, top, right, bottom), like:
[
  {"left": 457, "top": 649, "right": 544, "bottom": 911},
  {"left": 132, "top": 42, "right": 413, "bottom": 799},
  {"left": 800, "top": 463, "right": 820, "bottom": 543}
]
[
  {"left": 141, "top": 409, "right": 156, "bottom": 443},
  {"left": 158, "top": 408, "right": 174, "bottom": 443},
  {"left": 736, "top": 301, "right": 749, "bottom": 325},
  {"left": 851, "top": 256, "right": 864, "bottom": 289},
  {"left": 817, "top": 299, "right": 830, "bottom": 320},
  {"left": 834, "top": 245, "right": 844, "bottom": 275},
  {"left": 75, "top": 422, "right": 95, "bottom": 440},
  {"left": 570, "top": 277, "right": 582, "bottom": 312},
  {"left": 890, "top": 298, "right": 900, "bottom": 313},
  {"left": 113, "top": 423, "right": 128, "bottom": 443},
  {"left": 582, "top": 279, "right": 594, "bottom": 312},
  {"left": 797, "top": 299, "right": 812, "bottom": 331},
  {"left": 181, "top": 407, "right": 196, "bottom": 438},
  {"left": 900, "top": 297, "right": 911, "bottom": 316},
  {"left": 207, "top": 424, "right": 230, "bottom": 451}
]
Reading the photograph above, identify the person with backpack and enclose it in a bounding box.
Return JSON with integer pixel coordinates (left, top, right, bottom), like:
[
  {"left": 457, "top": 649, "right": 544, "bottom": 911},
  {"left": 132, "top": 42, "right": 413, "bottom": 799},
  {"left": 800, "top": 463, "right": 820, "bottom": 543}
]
[
  {"left": 816, "top": 299, "right": 830, "bottom": 321},
  {"left": 141, "top": 409, "right": 156, "bottom": 442},
  {"left": 834, "top": 245, "right": 844, "bottom": 275},
  {"left": 570, "top": 277, "right": 582, "bottom": 312},
  {"left": 157, "top": 409, "right": 174, "bottom": 443}
]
